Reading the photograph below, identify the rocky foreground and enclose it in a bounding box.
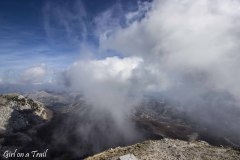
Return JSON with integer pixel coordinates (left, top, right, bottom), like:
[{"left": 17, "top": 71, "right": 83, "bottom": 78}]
[
  {"left": 0, "top": 93, "right": 52, "bottom": 157},
  {"left": 0, "top": 93, "right": 52, "bottom": 133},
  {"left": 0, "top": 92, "right": 240, "bottom": 159},
  {"left": 86, "top": 138, "right": 240, "bottom": 160}
]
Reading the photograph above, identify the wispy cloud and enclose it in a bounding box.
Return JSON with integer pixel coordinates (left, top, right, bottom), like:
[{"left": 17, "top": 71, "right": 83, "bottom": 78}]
[{"left": 43, "top": 0, "right": 92, "bottom": 46}]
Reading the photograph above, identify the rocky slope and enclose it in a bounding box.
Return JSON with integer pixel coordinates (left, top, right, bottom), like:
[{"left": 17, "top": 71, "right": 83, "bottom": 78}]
[
  {"left": 0, "top": 93, "right": 52, "bottom": 133},
  {"left": 0, "top": 93, "right": 52, "bottom": 156},
  {"left": 86, "top": 138, "right": 240, "bottom": 160}
]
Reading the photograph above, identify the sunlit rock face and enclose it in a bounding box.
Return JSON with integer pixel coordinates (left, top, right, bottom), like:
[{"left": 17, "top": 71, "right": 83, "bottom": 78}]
[
  {"left": 0, "top": 94, "right": 52, "bottom": 157},
  {"left": 0, "top": 94, "right": 52, "bottom": 133}
]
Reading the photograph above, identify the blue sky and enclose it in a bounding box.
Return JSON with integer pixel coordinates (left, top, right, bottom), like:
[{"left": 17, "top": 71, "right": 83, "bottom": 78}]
[{"left": 0, "top": 0, "right": 146, "bottom": 84}]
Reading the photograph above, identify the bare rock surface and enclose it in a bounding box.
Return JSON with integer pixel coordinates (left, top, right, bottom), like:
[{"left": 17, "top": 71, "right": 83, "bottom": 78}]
[
  {"left": 0, "top": 93, "right": 53, "bottom": 158},
  {"left": 86, "top": 138, "right": 240, "bottom": 160},
  {"left": 0, "top": 93, "right": 52, "bottom": 134}
]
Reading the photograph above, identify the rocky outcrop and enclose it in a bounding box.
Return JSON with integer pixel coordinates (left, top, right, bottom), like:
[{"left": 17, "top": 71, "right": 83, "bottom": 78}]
[
  {"left": 86, "top": 138, "right": 240, "bottom": 160},
  {"left": 0, "top": 94, "right": 53, "bottom": 158},
  {"left": 0, "top": 93, "right": 52, "bottom": 134}
]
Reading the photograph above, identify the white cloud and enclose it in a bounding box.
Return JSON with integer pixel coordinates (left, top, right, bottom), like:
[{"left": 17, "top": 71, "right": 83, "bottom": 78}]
[
  {"left": 71, "top": 56, "right": 142, "bottom": 82},
  {"left": 83, "top": 0, "right": 240, "bottom": 140},
  {"left": 20, "top": 64, "right": 52, "bottom": 85},
  {"left": 66, "top": 57, "right": 143, "bottom": 111},
  {"left": 43, "top": 0, "right": 89, "bottom": 44},
  {"left": 99, "top": 0, "right": 240, "bottom": 103}
]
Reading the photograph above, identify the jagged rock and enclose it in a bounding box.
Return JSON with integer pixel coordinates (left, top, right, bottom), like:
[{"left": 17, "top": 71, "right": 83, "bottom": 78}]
[
  {"left": 0, "top": 93, "right": 52, "bottom": 134},
  {"left": 0, "top": 93, "right": 54, "bottom": 158},
  {"left": 85, "top": 138, "right": 240, "bottom": 160}
]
